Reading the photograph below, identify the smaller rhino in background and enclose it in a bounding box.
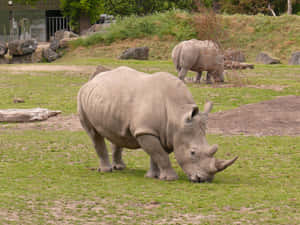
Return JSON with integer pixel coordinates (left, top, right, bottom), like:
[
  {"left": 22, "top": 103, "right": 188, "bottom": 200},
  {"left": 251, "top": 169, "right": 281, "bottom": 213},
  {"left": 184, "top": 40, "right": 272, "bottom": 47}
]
[{"left": 172, "top": 39, "right": 224, "bottom": 83}]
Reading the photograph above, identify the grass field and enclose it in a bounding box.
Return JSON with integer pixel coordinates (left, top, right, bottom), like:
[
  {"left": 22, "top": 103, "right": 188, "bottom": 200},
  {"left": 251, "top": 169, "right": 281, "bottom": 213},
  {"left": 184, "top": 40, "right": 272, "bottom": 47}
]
[{"left": 0, "top": 58, "right": 300, "bottom": 224}]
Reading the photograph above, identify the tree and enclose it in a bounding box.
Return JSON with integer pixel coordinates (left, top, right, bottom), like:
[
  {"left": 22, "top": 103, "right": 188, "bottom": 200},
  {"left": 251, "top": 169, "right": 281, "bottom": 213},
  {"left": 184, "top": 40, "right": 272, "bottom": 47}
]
[
  {"left": 60, "top": 0, "right": 104, "bottom": 31},
  {"left": 287, "top": 0, "right": 292, "bottom": 14}
]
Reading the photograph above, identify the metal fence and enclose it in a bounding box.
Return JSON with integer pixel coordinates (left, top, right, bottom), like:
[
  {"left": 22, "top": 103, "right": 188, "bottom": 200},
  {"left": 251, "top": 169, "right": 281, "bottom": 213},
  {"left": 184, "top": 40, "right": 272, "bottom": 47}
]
[{"left": 47, "top": 16, "right": 70, "bottom": 39}]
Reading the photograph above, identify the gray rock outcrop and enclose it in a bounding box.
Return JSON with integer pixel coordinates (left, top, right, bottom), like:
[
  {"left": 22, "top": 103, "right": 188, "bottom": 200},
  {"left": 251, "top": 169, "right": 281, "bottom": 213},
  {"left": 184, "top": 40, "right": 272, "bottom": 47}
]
[
  {"left": 8, "top": 39, "right": 38, "bottom": 56},
  {"left": 289, "top": 51, "right": 300, "bottom": 65},
  {"left": 119, "top": 47, "right": 149, "bottom": 60},
  {"left": 224, "top": 49, "right": 246, "bottom": 62},
  {"left": 43, "top": 48, "right": 60, "bottom": 62},
  {"left": 0, "top": 41, "right": 8, "bottom": 56},
  {"left": 256, "top": 52, "right": 280, "bottom": 64}
]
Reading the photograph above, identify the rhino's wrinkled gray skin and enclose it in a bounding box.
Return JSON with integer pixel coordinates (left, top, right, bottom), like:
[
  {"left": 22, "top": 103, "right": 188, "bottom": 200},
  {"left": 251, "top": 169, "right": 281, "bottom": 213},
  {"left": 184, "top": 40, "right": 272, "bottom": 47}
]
[
  {"left": 172, "top": 39, "right": 224, "bottom": 83},
  {"left": 77, "top": 66, "right": 237, "bottom": 182}
]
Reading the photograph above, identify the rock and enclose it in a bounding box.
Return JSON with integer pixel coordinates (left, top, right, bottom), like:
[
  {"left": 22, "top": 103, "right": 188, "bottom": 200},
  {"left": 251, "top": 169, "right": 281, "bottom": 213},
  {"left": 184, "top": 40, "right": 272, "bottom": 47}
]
[
  {"left": 256, "top": 52, "right": 280, "bottom": 64},
  {"left": 31, "top": 45, "right": 47, "bottom": 63},
  {"left": 0, "top": 41, "right": 8, "bottom": 56},
  {"left": 0, "top": 108, "right": 61, "bottom": 122},
  {"left": 0, "top": 57, "right": 9, "bottom": 64},
  {"left": 89, "top": 65, "right": 111, "bottom": 80},
  {"left": 8, "top": 39, "right": 38, "bottom": 56},
  {"left": 49, "top": 39, "right": 60, "bottom": 51},
  {"left": 13, "top": 97, "right": 25, "bottom": 103},
  {"left": 59, "top": 37, "right": 78, "bottom": 49},
  {"left": 43, "top": 48, "right": 60, "bottom": 62},
  {"left": 289, "top": 51, "right": 300, "bottom": 65},
  {"left": 119, "top": 47, "right": 149, "bottom": 60},
  {"left": 55, "top": 30, "right": 79, "bottom": 41},
  {"left": 224, "top": 49, "right": 245, "bottom": 62},
  {"left": 224, "top": 60, "right": 254, "bottom": 70},
  {"left": 10, "top": 54, "right": 34, "bottom": 64}
]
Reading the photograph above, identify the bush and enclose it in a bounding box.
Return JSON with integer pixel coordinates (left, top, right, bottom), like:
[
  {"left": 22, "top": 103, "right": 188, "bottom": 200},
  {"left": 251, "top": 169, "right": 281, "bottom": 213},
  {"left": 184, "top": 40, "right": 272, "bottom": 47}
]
[{"left": 71, "top": 10, "right": 197, "bottom": 47}]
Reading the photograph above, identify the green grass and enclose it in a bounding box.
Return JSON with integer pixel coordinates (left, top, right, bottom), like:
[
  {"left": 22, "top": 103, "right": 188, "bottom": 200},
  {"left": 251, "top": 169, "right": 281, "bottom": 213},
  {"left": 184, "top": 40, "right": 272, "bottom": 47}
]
[
  {"left": 0, "top": 60, "right": 299, "bottom": 224},
  {"left": 0, "top": 130, "right": 299, "bottom": 224},
  {"left": 0, "top": 70, "right": 87, "bottom": 114}
]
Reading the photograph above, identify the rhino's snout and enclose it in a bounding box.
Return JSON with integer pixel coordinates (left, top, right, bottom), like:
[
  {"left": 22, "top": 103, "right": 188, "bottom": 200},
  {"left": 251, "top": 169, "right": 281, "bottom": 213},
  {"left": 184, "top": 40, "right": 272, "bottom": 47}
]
[{"left": 189, "top": 174, "right": 214, "bottom": 183}]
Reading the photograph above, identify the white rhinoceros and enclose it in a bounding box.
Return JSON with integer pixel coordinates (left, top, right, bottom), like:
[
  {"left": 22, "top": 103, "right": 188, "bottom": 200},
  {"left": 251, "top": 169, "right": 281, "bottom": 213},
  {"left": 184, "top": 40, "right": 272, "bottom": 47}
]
[
  {"left": 77, "top": 66, "right": 237, "bottom": 182},
  {"left": 172, "top": 39, "right": 224, "bottom": 83}
]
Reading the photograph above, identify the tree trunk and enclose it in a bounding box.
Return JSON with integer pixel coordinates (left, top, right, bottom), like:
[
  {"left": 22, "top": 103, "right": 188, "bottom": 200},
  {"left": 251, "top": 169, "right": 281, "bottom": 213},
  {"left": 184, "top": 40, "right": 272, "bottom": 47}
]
[
  {"left": 268, "top": 3, "right": 277, "bottom": 16},
  {"left": 287, "top": 0, "right": 292, "bottom": 15}
]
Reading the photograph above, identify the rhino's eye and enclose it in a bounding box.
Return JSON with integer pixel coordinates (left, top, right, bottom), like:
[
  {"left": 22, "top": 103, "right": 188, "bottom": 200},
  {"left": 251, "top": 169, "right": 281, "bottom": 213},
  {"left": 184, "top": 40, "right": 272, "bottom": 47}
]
[{"left": 190, "top": 151, "right": 195, "bottom": 156}]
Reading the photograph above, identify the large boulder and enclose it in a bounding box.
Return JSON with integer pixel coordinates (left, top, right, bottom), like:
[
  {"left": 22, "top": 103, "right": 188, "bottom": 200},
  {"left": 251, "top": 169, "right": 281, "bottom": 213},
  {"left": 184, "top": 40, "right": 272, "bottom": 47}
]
[
  {"left": 0, "top": 41, "right": 8, "bottom": 56},
  {"left": 54, "top": 30, "right": 79, "bottom": 41},
  {"left": 224, "top": 49, "right": 246, "bottom": 62},
  {"left": 49, "top": 39, "right": 60, "bottom": 52},
  {"left": 0, "top": 57, "right": 9, "bottom": 64},
  {"left": 256, "top": 52, "right": 280, "bottom": 64},
  {"left": 43, "top": 48, "right": 60, "bottom": 62},
  {"left": 119, "top": 47, "right": 149, "bottom": 60},
  {"left": 289, "top": 51, "right": 300, "bottom": 65},
  {"left": 8, "top": 39, "right": 38, "bottom": 56},
  {"left": 59, "top": 37, "right": 78, "bottom": 49}
]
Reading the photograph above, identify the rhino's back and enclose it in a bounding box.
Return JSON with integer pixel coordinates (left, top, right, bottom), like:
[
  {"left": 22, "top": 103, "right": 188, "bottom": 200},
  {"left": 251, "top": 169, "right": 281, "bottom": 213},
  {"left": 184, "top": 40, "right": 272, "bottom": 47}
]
[
  {"left": 78, "top": 66, "right": 193, "bottom": 149},
  {"left": 175, "top": 39, "right": 221, "bottom": 71}
]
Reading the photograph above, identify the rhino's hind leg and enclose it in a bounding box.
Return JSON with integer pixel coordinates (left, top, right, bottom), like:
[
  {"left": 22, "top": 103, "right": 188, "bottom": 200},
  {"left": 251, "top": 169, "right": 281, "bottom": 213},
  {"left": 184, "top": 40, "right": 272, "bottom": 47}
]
[
  {"left": 111, "top": 143, "right": 126, "bottom": 170},
  {"left": 137, "top": 135, "right": 178, "bottom": 181},
  {"left": 178, "top": 68, "right": 188, "bottom": 81},
  {"left": 145, "top": 157, "right": 160, "bottom": 178},
  {"left": 195, "top": 71, "right": 202, "bottom": 83},
  {"left": 90, "top": 132, "right": 112, "bottom": 172},
  {"left": 206, "top": 72, "right": 213, "bottom": 84}
]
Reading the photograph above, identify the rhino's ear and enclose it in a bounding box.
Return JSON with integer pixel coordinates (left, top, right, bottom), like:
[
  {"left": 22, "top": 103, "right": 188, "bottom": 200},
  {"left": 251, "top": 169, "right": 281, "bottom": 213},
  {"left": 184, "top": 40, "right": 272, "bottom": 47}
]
[{"left": 184, "top": 105, "right": 199, "bottom": 123}]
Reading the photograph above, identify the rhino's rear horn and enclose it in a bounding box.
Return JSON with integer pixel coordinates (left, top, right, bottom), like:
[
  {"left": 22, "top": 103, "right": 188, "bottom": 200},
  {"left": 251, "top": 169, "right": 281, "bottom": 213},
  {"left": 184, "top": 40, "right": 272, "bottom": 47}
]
[
  {"left": 208, "top": 144, "right": 218, "bottom": 156},
  {"left": 203, "top": 101, "right": 213, "bottom": 114},
  {"left": 216, "top": 156, "right": 238, "bottom": 172}
]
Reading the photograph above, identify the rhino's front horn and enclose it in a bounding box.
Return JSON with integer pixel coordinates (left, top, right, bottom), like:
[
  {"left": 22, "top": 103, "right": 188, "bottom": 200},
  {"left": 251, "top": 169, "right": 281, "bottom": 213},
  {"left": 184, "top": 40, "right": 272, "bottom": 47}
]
[
  {"left": 203, "top": 101, "right": 213, "bottom": 114},
  {"left": 216, "top": 156, "right": 238, "bottom": 172},
  {"left": 208, "top": 144, "right": 218, "bottom": 156}
]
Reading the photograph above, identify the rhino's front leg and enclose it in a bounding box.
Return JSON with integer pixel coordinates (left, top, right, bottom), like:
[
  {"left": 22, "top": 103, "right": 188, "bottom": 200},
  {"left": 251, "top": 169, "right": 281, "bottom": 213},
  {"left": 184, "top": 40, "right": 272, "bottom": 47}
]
[
  {"left": 178, "top": 68, "right": 188, "bottom": 81},
  {"left": 137, "top": 135, "right": 178, "bottom": 181}
]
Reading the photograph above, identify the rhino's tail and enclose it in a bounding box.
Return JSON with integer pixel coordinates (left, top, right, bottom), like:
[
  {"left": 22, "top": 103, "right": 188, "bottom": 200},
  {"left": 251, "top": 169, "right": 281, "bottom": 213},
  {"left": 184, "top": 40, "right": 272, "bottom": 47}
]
[{"left": 172, "top": 44, "right": 182, "bottom": 73}]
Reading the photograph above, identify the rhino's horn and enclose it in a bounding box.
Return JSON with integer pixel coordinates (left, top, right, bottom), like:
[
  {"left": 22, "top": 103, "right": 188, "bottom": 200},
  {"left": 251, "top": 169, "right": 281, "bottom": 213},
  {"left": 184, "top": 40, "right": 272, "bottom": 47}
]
[
  {"left": 208, "top": 144, "right": 218, "bottom": 156},
  {"left": 216, "top": 156, "right": 238, "bottom": 172},
  {"left": 203, "top": 101, "right": 213, "bottom": 114}
]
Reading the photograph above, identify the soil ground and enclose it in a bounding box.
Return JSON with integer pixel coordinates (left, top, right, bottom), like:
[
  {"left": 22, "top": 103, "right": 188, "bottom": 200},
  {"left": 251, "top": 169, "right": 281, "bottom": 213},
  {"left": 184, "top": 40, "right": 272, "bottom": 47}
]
[{"left": 2, "top": 95, "right": 300, "bottom": 136}]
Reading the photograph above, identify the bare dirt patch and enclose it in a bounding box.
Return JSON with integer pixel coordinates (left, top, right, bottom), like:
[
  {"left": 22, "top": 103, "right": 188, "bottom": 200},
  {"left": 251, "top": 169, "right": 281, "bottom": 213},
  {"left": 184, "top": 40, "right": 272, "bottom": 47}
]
[
  {"left": 1, "top": 96, "right": 300, "bottom": 136},
  {"left": 208, "top": 95, "right": 300, "bottom": 136}
]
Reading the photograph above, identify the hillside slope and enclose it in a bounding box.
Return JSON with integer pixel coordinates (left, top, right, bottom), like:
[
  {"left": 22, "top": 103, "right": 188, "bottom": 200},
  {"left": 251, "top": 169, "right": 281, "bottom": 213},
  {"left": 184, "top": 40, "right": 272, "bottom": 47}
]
[{"left": 66, "top": 11, "right": 300, "bottom": 63}]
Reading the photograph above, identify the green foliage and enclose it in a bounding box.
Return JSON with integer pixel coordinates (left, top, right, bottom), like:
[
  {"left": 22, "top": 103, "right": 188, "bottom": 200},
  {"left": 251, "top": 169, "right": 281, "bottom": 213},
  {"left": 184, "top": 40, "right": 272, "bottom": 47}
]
[
  {"left": 220, "top": 0, "right": 300, "bottom": 15},
  {"left": 71, "top": 10, "right": 196, "bottom": 46},
  {"left": 103, "top": 0, "right": 194, "bottom": 16},
  {"left": 60, "top": 0, "right": 104, "bottom": 32}
]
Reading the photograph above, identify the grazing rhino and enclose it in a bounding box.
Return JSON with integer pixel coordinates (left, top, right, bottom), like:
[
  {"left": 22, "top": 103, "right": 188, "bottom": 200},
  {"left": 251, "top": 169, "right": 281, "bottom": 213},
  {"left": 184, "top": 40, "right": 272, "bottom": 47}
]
[
  {"left": 77, "top": 66, "right": 237, "bottom": 182},
  {"left": 172, "top": 39, "right": 224, "bottom": 83}
]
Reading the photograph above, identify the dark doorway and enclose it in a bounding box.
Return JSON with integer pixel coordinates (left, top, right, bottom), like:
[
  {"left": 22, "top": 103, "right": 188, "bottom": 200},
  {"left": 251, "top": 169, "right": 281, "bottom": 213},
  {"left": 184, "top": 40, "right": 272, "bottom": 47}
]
[{"left": 46, "top": 10, "right": 70, "bottom": 41}]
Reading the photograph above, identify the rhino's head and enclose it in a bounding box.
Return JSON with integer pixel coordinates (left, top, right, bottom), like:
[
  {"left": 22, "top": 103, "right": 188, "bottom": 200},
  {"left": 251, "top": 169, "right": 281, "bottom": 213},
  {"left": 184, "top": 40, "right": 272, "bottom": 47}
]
[{"left": 173, "top": 102, "right": 238, "bottom": 182}]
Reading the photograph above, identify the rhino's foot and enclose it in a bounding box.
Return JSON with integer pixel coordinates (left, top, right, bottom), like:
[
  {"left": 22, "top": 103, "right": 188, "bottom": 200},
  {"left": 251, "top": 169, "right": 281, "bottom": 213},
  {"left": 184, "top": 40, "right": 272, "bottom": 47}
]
[
  {"left": 97, "top": 166, "right": 113, "bottom": 172},
  {"left": 145, "top": 170, "right": 160, "bottom": 179},
  {"left": 159, "top": 170, "right": 178, "bottom": 181},
  {"left": 112, "top": 162, "right": 126, "bottom": 170}
]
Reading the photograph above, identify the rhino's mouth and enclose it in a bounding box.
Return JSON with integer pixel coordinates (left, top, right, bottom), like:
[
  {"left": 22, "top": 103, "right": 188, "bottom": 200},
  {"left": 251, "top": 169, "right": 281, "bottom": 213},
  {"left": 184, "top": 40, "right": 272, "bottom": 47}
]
[{"left": 189, "top": 174, "right": 213, "bottom": 183}]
